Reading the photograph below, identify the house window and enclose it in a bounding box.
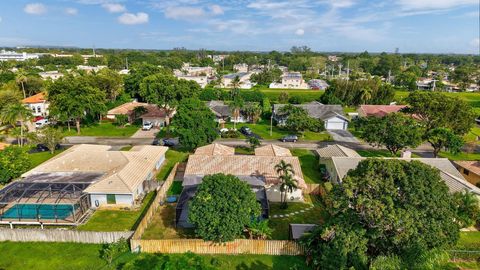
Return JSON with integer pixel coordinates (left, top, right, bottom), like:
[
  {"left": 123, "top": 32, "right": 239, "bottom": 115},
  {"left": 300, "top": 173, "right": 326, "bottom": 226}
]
[
  {"left": 463, "top": 169, "right": 470, "bottom": 176},
  {"left": 106, "top": 194, "right": 116, "bottom": 204},
  {"left": 37, "top": 106, "right": 41, "bottom": 113}
]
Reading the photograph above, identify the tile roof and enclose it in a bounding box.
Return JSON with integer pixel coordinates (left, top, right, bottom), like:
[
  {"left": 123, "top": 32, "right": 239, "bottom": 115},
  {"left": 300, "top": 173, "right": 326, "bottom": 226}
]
[
  {"left": 107, "top": 101, "right": 149, "bottom": 115},
  {"left": 274, "top": 101, "right": 347, "bottom": 121},
  {"left": 255, "top": 145, "right": 292, "bottom": 157},
  {"left": 454, "top": 161, "right": 480, "bottom": 176},
  {"left": 195, "top": 143, "right": 235, "bottom": 156},
  {"left": 206, "top": 100, "right": 231, "bottom": 117},
  {"left": 140, "top": 106, "right": 167, "bottom": 118},
  {"left": 358, "top": 105, "right": 407, "bottom": 117},
  {"left": 331, "top": 157, "right": 480, "bottom": 195},
  {"left": 22, "top": 92, "right": 46, "bottom": 104},
  {"left": 23, "top": 144, "right": 168, "bottom": 194},
  {"left": 316, "top": 144, "right": 360, "bottom": 158}
]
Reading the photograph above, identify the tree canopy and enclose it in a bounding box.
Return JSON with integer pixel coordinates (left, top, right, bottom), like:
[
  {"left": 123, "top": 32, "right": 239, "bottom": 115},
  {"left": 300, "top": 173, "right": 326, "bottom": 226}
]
[
  {"left": 188, "top": 173, "right": 261, "bottom": 242},
  {"left": 0, "top": 146, "right": 31, "bottom": 184}
]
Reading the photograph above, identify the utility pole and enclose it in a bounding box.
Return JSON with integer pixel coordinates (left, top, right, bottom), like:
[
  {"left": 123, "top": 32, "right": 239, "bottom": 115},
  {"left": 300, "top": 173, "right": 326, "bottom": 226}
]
[
  {"left": 346, "top": 61, "right": 350, "bottom": 80},
  {"left": 270, "top": 114, "right": 273, "bottom": 136},
  {"left": 125, "top": 58, "right": 129, "bottom": 70}
]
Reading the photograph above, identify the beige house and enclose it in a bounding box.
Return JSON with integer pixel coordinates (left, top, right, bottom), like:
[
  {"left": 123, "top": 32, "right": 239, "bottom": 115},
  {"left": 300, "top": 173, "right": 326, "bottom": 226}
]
[
  {"left": 106, "top": 101, "right": 149, "bottom": 122},
  {"left": 270, "top": 72, "right": 309, "bottom": 89},
  {"left": 22, "top": 144, "right": 168, "bottom": 208},
  {"left": 454, "top": 161, "right": 480, "bottom": 187}
]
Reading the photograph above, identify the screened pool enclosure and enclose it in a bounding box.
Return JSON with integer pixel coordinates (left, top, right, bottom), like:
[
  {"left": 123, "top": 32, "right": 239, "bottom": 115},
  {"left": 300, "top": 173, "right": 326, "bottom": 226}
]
[{"left": 0, "top": 172, "right": 102, "bottom": 225}]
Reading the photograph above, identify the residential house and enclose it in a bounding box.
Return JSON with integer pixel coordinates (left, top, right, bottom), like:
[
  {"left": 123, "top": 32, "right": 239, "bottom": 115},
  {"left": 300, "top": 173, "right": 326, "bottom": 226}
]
[
  {"left": 222, "top": 72, "right": 255, "bottom": 89},
  {"left": 273, "top": 101, "right": 349, "bottom": 130},
  {"left": 106, "top": 101, "right": 149, "bottom": 122},
  {"left": 357, "top": 105, "right": 407, "bottom": 117},
  {"left": 270, "top": 72, "right": 309, "bottom": 89},
  {"left": 206, "top": 100, "right": 247, "bottom": 124},
  {"left": 176, "top": 64, "right": 215, "bottom": 77},
  {"left": 22, "top": 92, "right": 49, "bottom": 118},
  {"left": 0, "top": 50, "right": 40, "bottom": 61},
  {"left": 175, "top": 74, "right": 210, "bottom": 88},
  {"left": 176, "top": 143, "right": 306, "bottom": 227},
  {"left": 77, "top": 65, "right": 107, "bottom": 73},
  {"left": 308, "top": 79, "right": 329, "bottom": 90},
  {"left": 319, "top": 145, "right": 480, "bottom": 197},
  {"left": 140, "top": 106, "right": 172, "bottom": 128},
  {"left": 39, "top": 71, "right": 64, "bottom": 81},
  {"left": 107, "top": 101, "right": 173, "bottom": 128},
  {"left": 208, "top": 54, "right": 228, "bottom": 63},
  {"left": 416, "top": 78, "right": 438, "bottom": 90},
  {"left": 234, "top": 63, "right": 249, "bottom": 73},
  {"left": 316, "top": 144, "right": 361, "bottom": 162},
  {"left": 454, "top": 161, "right": 480, "bottom": 187},
  {"left": 21, "top": 144, "right": 168, "bottom": 208}
]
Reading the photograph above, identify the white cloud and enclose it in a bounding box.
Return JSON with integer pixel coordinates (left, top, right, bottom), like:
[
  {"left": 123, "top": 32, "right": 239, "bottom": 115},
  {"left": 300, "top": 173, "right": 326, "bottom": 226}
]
[
  {"left": 210, "top": 4, "right": 224, "bottom": 15},
  {"left": 397, "top": 0, "right": 477, "bottom": 10},
  {"left": 65, "top": 8, "right": 78, "bottom": 15},
  {"left": 247, "top": 1, "right": 290, "bottom": 10},
  {"left": 102, "top": 3, "right": 126, "bottom": 13},
  {"left": 295, "top": 28, "right": 305, "bottom": 36},
  {"left": 24, "top": 3, "right": 47, "bottom": 15},
  {"left": 118, "top": 12, "right": 149, "bottom": 25},
  {"left": 164, "top": 6, "right": 205, "bottom": 20},
  {"left": 471, "top": 38, "right": 480, "bottom": 47}
]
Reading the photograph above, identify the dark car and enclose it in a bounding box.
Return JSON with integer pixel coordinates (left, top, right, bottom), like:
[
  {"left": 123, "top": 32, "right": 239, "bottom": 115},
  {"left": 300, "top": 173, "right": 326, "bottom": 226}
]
[
  {"left": 239, "top": 126, "right": 253, "bottom": 136},
  {"left": 152, "top": 138, "right": 161, "bottom": 146},
  {"left": 162, "top": 138, "right": 179, "bottom": 147},
  {"left": 36, "top": 143, "right": 62, "bottom": 152},
  {"left": 281, "top": 135, "right": 298, "bottom": 142}
]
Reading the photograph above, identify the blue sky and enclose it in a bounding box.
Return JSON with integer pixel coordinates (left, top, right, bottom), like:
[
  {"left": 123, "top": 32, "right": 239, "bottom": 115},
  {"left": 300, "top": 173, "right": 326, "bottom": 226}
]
[{"left": 0, "top": 0, "right": 479, "bottom": 53}]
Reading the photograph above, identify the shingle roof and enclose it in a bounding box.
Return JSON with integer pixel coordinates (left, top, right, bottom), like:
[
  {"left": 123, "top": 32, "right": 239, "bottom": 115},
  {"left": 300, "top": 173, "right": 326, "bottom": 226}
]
[
  {"left": 331, "top": 157, "right": 480, "bottom": 195},
  {"left": 454, "top": 161, "right": 480, "bottom": 176},
  {"left": 255, "top": 145, "right": 292, "bottom": 157},
  {"left": 358, "top": 105, "right": 407, "bottom": 117},
  {"left": 316, "top": 144, "right": 360, "bottom": 158},
  {"left": 195, "top": 143, "right": 235, "bottom": 156},
  {"left": 206, "top": 100, "right": 231, "bottom": 117},
  {"left": 274, "top": 101, "right": 347, "bottom": 121},
  {"left": 22, "top": 92, "right": 46, "bottom": 104},
  {"left": 107, "top": 101, "right": 148, "bottom": 115},
  {"left": 140, "top": 106, "right": 167, "bottom": 118},
  {"left": 23, "top": 144, "right": 168, "bottom": 194}
]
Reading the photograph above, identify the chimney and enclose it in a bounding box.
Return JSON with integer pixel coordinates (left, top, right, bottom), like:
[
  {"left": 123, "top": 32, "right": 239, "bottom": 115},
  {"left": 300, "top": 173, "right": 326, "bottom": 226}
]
[{"left": 401, "top": 150, "right": 411, "bottom": 159}]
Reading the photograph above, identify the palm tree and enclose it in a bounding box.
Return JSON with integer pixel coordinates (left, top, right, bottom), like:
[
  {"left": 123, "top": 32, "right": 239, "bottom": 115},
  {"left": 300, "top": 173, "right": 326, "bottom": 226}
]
[
  {"left": 232, "top": 75, "right": 241, "bottom": 90},
  {"left": 229, "top": 97, "right": 244, "bottom": 130},
  {"left": 274, "top": 159, "right": 294, "bottom": 176},
  {"left": 1, "top": 103, "right": 32, "bottom": 146},
  {"left": 278, "top": 173, "right": 298, "bottom": 208},
  {"left": 359, "top": 87, "right": 372, "bottom": 104},
  {"left": 16, "top": 69, "right": 28, "bottom": 99}
]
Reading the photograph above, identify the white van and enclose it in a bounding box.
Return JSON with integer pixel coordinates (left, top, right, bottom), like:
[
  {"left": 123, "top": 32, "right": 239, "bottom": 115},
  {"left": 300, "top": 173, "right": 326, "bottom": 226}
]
[{"left": 35, "top": 119, "right": 49, "bottom": 128}]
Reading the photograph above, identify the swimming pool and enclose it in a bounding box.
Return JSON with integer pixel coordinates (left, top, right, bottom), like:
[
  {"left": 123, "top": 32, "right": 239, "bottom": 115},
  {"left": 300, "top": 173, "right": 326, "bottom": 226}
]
[{"left": 1, "top": 204, "right": 75, "bottom": 220}]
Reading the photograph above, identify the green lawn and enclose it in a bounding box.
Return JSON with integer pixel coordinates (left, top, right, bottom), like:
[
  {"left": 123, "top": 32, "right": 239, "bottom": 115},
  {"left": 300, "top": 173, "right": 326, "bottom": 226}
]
[
  {"left": 167, "top": 181, "right": 183, "bottom": 196},
  {"left": 77, "top": 192, "right": 155, "bottom": 232},
  {"left": 28, "top": 149, "right": 64, "bottom": 167},
  {"left": 156, "top": 150, "right": 189, "bottom": 181},
  {"left": 141, "top": 203, "right": 195, "bottom": 240},
  {"left": 269, "top": 196, "right": 326, "bottom": 240},
  {"left": 456, "top": 231, "right": 480, "bottom": 250},
  {"left": 357, "top": 149, "right": 421, "bottom": 158},
  {"left": 225, "top": 120, "right": 332, "bottom": 141},
  {"left": 120, "top": 145, "right": 133, "bottom": 151},
  {"left": 62, "top": 121, "right": 140, "bottom": 137},
  {"left": 439, "top": 151, "right": 480, "bottom": 161},
  {"left": 0, "top": 241, "right": 309, "bottom": 270},
  {"left": 291, "top": 149, "right": 323, "bottom": 184},
  {"left": 235, "top": 146, "right": 254, "bottom": 155},
  {"left": 395, "top": 91, "right": 480, "bottom": 114}
]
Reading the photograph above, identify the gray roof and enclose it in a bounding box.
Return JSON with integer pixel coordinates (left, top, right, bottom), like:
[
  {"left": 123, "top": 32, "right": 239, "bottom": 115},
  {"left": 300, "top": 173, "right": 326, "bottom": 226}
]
[
  {"left": 206, "top": 100, "right": 231, "bottom": 117},
  {"left": 316, "top": 144, "right": 361, "bottom": 158},
  {"left": 183, "top": 174, "right": 266, "bottom": 187},
  {"left": 273, "top": 101, "right": 347, "bottom": 121},
  {"left": 331, "top": 157, "right": 480, "bottom": 195},
  {"left": 223, "top": 72, "right": 248, "bottom": 79},
  {"left": 21, "top": 172, "right": 104, "bottom": 184},
  {"left": 289, "top": 224, "right": 318, "bottom": 240}
]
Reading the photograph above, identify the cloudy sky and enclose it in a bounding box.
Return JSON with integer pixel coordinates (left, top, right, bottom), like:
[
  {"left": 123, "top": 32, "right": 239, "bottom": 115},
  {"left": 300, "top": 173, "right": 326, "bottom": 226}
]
[{"left": 0, "top": 0, "right": 479, "bottom": 53}]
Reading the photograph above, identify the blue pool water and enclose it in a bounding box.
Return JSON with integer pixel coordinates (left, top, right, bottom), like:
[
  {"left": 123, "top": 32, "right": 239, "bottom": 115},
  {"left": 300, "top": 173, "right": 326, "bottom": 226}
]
[{"left": 1, "top": 204, "right": 74, "bottom": 220}]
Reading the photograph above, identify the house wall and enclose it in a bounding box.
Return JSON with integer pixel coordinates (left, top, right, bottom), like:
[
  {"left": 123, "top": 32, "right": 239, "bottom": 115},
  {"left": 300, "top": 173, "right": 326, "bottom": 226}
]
[
  {"left": 90, "top": 194, "right": 134, "bottom": 208},
  {"left": 321, "top": 159, "right": 340, "bottom": 184},
  {"left": 457, "top": 167, "right": 480, "bottom": 186},
  {"left": 266, "top": 184, "right": 304, "bottom": 202},
  {"left": 26, "top": 102, "right": 49, "bottom": 117},
  {"left": 324, "top": 116, "right": 348, "bottom": 130}
]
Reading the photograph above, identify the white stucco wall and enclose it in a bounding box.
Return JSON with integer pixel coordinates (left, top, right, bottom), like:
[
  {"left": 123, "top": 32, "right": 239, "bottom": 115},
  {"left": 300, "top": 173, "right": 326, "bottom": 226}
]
[
  {"left": 115, "top": 194, "right": 134, "bottom": 205},
  {"left": 266, "top": 184, "right": 304, "bottom": 202},
  {"left": 90, "top": 193, "right": 133, "bottom": 208},
  {"left": 90, "top": 194, "right": 107, "bottom": 208}
]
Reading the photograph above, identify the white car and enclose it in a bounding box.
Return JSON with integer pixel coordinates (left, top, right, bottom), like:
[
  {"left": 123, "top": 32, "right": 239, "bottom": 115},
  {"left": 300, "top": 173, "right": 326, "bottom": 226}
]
[
  {"left": 35, "top": 119, "right": 49, "bottom": 129},
  {"left": 142, "top": 122, "right": 153, "bottom": 131}
]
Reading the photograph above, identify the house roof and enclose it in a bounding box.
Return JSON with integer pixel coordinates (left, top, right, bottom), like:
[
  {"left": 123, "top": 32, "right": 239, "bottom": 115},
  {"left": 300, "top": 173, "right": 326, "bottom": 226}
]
[
  {"left": 358, "top": 105, "right": 407, "bottom": 117},
  {"left": 22, "top": 92, "right": 46, "bottom": 104},
  {"left": 255, "top": 145, "right": 292, "bottom": 157},
  {"left": 107, "top": 101, "right": 148, "bottom": 115},
  {"left": 273, "top": 101, "right": 347, "bottom": 121},
  {"left": 206, "top": 100, "right": 231, "bottom": 117},
  {"left": 454, "top": 161, "right": 480, "bottom": 176},
  {"left": 331, "top": 157, "right": 480, "bottom": 195},
  {"left": 195, "top": 143, "right": 235, "bottom": 156},
  {"left": 140, "top": 106, "right": 167, "bottom": 118},
  {"left": 22, "top": 144, "right": 168, "bottom": 194},
  {"left": 316, "top": 144, "right": 360, "bottom": 158}
]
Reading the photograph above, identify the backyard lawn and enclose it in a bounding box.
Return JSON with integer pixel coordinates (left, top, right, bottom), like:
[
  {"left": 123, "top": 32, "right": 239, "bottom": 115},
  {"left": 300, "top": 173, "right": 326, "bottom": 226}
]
[
  {"left": 62, "top": 121, "right": 140, "bottom": 137},
  {"left": 269, "top": 196, "right": 326, "bottom": 240},
  {"left": 77, "top": 192, "right": 155, "bottom": 232},
  {"left": 291, "top": 149, "right": 323, "bottom": 184},
  {"left": 167, "top": 181, "right": 183, "bottom": 196},
  {"left": 225, "top": 119, "right": 332, "bottom": 141},
  {"left": 0, "top": 241, "right": 309, "bottom": 270},
  {"left": 156, "top": 150, "right": 189, "bottom": 181},
  {"left": 142, "top": 203, "right": 195, "bottom": 239}
]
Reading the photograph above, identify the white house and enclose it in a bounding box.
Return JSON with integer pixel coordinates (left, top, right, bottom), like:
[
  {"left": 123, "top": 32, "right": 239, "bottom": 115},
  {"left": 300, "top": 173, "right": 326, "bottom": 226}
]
[
  {"left": 270, "top": 72, "right": 309, "bottom": 89},
  {"left": 0, "top": 50, "right": 40, "bottom": 61},
  {"left": 234, "top": 63, "right": 249, "bottom": 73},
  {"left": 175, "top": 75, "right": 210, "bottom": 88},
  {"left": 39, "top": 71, "right": 64, "bottom": 81},
  {"left": 22, "top": 92, "right": 49, "bottom": 117},
  {"left": 222, "top": 72, "right": 254, "bottom": 89}
]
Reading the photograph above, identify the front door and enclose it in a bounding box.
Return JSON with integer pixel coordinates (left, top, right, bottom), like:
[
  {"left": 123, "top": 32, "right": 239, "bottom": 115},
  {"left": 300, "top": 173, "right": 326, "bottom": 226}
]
[{"left": 106, "top": 194, "right": 116, "bottom": 204}]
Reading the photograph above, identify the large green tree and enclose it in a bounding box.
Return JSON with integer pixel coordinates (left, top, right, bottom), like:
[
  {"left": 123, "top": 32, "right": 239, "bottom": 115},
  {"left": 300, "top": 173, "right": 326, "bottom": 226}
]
[
  {"left": 47, "top": 75, "right": 106, "bottom": 134},
  {"left": 301, "top": 159, "right": 461, "bottom": 269},
  {"left": 188, "top": 173, "right": 261, "bottom": 242},
  {"left": 354, "top": 113, "right": 423, "bottom": 155},
  {"left": 170, "top": 98, "right": 217, "bottom": 150},
  {"left": 1, "top": 102, "right": 32, "bottom": 146},
  {"left": 426, "top": 128, "right": 464, "bottom": 158},
  {"left": 87, "top": 68, "right": 123, "bottom": 102},
  {"left": 0, "top": 146, "right": 31, "bottom": 184}
]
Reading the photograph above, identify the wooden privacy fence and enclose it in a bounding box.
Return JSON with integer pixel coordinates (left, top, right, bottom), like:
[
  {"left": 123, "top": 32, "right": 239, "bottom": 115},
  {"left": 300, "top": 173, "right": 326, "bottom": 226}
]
[
  {"left": 132, "top": 163, "right": 178, "bottom": 240},
  {"left": 131, "top": 239, "right": 304, "bottom": 255},
  {"left": 304, "top": 184, "right": 322, "bottom": 195},
  {"left": 0, "top": 228, "right": 133, "bottom": 244}
]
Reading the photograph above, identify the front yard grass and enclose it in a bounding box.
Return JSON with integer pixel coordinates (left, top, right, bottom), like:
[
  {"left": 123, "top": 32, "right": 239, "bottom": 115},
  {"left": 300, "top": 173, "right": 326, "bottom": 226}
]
[
  {"left": 357, "top": 149, "right": 421, "bottom": 158},
  {"left": 28, "top": 149, "right": 64, "bottom": 167},
  {"left": 291, "top": 149, "right": 323, "bottom": 184},
  {"left": 439, "top": 151, "right": 480, "bottom": 161},
  {"left": 269, "top": 196, "right": 326, "bottom": 240},
  {"left": 225, "top": 120, "right": 332, "bottom": 141},
  {"left": 62, "top": 121, "right": 140, "bottom": 137},
  {"left": 77, "top": 192, "right": 155, "bottom": 232},
  {"left": 156, "top": 150, "right": 189, "bottom": 181}
]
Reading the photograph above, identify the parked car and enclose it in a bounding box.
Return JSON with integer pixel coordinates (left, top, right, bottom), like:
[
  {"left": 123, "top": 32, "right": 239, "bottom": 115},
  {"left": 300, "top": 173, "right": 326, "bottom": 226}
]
[
  {"left": 281, "top": 135, "right": 298, "bottom": 142},
  {"left": 142, "top": 122, "right": 153, "bottom": 131},
  {"left": 239, "top": 126, "right": 252, "bottom": 136},
  {"left": 152, "top": 138, "right": 160, "bottom": 146},
  {"left": 35, "top": 119, "right": 49, "bottom": 129},
  {"left": 36, "top": 143, "right": 61, "bottom": 152},
  {"left": 162, "top": 138, "right": 179, "bottom": 147}
]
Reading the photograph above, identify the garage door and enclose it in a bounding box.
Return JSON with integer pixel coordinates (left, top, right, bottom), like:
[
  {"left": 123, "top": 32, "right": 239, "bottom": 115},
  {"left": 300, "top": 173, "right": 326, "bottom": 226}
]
[{"left": 325, "top": 120, "right": 346, "bottom": 130}]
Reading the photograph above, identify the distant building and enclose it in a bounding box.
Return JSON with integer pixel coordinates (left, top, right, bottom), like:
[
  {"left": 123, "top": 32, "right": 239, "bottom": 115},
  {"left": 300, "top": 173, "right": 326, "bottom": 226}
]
[
  {"left": 416, "top": 78, "right": 437, "bottom": 90},
  {"left": 39, "top": 71, "right": 64, "bottom": 81},
  {"left": 233, "top": 63, "right": 249, "bottom": 73},
  {"left": 176, "top": 75, "right": 210, "bottom": 88},
  {"left": 77, "top": 65, "right": 107, "bottom": 73},
  {"left": 208, "top": 54, "right": 228, "bottom": 63},
  {"left": 118, "top": 69, "right": 130, "bottom": 75},
  {"left": 328, "top": 55, "right": 338, "bottom": 62},
  {"left": 308, "top": 79, "right": 329, "bottom": 90},
  {"left": 22, "top": 92, "right": 49, "bottom": 117},
  {"left": 270, "top": 72, "right": 309, "bottom": 89},
  {"left": 0, "top": 50, "right": 40, "bottom": 61},
  {"left": 176, "top": 64, "right": 215, "bottom": 77},
  {"left": 357, "top": 105, "right": 407, "bottom": 118},
  {"left": 222, "top": 72, "right": 254, "bottom": 89}
]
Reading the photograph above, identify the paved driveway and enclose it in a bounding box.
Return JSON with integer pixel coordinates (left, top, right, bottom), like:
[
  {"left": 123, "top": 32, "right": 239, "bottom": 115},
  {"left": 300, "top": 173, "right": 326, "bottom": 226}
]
[
  {"left": 130, "top": 128, "right": 158, "bottom": 139},
  {"left": 328, "top": 130, "right": 359, "bottom": 143}
]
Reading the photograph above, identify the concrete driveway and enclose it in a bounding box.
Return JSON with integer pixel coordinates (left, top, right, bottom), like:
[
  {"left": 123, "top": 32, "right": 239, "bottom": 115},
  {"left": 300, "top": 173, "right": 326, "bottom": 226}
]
[
  {"left": 130, "top": 128, "right": 158, "bottom": 139},
  {"left": 328, "top": 130, "right": 359, "bottom": 143}
]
